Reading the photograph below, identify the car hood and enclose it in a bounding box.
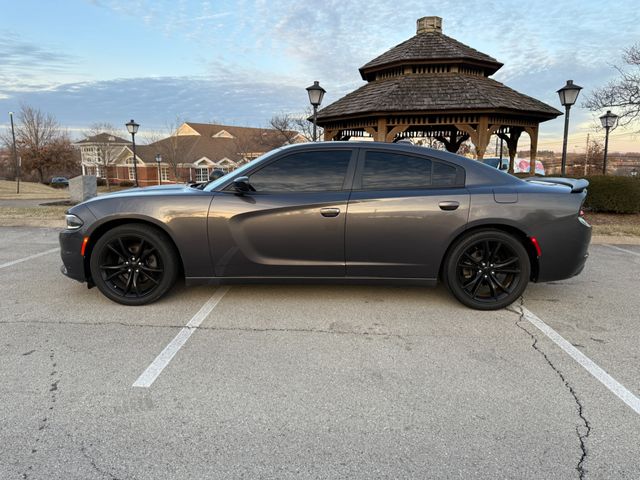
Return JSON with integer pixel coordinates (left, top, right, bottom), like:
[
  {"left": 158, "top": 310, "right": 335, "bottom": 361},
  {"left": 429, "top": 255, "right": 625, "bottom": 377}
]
[{"left": 80, "top": 183, "right": 202, "bottom": 205}]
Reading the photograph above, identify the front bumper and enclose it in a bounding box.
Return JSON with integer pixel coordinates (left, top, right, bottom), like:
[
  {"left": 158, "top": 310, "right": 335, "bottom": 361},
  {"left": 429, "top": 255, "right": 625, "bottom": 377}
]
[{"left": 59, "top": 229, "right": 87, "bottom": 283}]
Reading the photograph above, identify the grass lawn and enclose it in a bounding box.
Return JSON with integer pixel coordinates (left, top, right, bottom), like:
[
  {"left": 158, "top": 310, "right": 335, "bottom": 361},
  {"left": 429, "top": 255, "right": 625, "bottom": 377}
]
[
  {"left": 0, "top": 180, "right": 68, "bottom": 199},
  {"left": 585, "top": 212, "right": 640, "bottom": 237}
]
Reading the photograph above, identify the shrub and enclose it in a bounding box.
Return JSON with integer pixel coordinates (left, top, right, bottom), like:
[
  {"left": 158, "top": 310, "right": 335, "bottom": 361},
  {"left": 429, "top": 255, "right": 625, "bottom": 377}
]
[
  {"left": 117, "top": 180, "right": 134, "bottom": 187},
  {"left": 96, "top": 177, "right": 107, "bottom": 186},
  {"left": 581, "top": 176, "right": 640, "bottom": 214}
]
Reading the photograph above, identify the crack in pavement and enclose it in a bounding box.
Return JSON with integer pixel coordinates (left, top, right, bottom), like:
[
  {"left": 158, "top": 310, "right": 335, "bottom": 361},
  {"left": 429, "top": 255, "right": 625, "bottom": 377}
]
[
  {"left": 509, "top": 298, "right": 591, "bottom": 480},
  {"left": 80, "top": 443, "right": 125, "bottom": 480},
  {"left": 19, "top": 347, "right": 61, "bottom": 479},
  {"left": 0, "top": 318, "right": 419, "bottom": 340}
]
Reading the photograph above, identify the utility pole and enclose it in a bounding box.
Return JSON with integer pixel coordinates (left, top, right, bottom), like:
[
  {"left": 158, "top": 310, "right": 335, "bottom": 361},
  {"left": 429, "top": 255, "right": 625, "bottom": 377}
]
[
  {"left": 9, "top": 112, "right": 19, "bottom": 194},
  {"left": 583, "top": 134, "right": 589, "bottom": 176}
]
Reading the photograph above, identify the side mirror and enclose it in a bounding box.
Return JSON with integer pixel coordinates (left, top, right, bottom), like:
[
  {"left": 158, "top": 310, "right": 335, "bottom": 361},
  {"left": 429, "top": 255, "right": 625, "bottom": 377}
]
[
  {"left": 500, "top": 163, "right": 508, "bottom": 171},
  {"left": 233, "top": 176, "right": 254, "bottom": 193}
]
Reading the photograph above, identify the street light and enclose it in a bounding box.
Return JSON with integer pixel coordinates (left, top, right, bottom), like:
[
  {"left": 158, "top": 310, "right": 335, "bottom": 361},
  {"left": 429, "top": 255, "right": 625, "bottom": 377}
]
[
  {"left": 557, "top": 80, "right": 583, "bottom": 176},
  {"left": 125, "top": 119, "right": 140, "bottom": 187},
  {"left": 156, "top": 153, "right": 162, "bottom": 185},
  {"left": 9, "top": 112, "right": 19, "bottom": 194},
  {"left": 306, "top": 80, "right": 326, "bottom": 142},
  {"left": 155, "top": 153, "right": 162, "bottom": 185},
  {"left": 599, "top": 110, "right": 618, "bottom": 175}
]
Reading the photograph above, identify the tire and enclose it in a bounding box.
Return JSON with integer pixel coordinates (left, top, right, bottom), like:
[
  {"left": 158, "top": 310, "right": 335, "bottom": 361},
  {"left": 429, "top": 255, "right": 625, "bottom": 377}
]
[
  {"left": 443, "top": 229, "right": 530, "bottom": 310},
  {"left": 89, "top": 224, "right": 178, "bottom": 306}
]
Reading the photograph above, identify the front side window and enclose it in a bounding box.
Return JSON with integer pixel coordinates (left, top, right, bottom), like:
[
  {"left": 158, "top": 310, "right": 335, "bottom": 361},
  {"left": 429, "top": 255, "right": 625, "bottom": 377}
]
[
  {"left": 361, "top": 151, "right": 460, "bottom": 190},
  {"left": 248, "top": 150, "right": 351, "bottom": 192}
]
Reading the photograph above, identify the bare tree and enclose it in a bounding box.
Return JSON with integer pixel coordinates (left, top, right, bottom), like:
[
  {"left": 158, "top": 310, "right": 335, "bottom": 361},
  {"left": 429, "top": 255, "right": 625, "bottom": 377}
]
[
  {"left": 583, "top": 43, "right": 640, "bottom": 129},
  {"left": 153, "top": 116, "right": 191, "bottom": 182},
  {"left": 82, "top": 123, "right": 127, "bottom": 190},
  {"left": 268, "top": 113, "right": 303, "bottom": 145},
  {"left": 291, "top": 108, "right": 322, "bottom": 142},
  {"left": 6, "top": 104, "right": 76, "bottom": 183}
]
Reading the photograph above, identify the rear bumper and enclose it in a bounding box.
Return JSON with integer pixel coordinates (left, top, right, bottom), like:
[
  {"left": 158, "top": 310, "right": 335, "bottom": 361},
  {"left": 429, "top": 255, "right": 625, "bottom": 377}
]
[
  {"left": 535, "top": 216, "right": 592, "bottom": 282},
  {"left": 59, "top": 229, "right": 86, "bottom": 283}
]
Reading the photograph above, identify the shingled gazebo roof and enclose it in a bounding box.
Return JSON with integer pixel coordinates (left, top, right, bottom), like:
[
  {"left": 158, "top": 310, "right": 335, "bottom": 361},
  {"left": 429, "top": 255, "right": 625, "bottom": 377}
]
[
  {"left": 317, "top": 74, "right": 560, "bottom": 120},
  {"left": 359, "top": 30, "right": 503, "bottom": 79}
]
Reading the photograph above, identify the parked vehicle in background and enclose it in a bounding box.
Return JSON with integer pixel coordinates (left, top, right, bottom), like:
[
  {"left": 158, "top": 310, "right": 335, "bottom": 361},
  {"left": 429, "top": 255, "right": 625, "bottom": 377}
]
[
  {"left": 480, "top": 157, "right": 509, "bottom": 170},
  {"left": 50, "top": 176, "right": 69, "bottom": 187},
  {"left": 515, "top": 159, "right": 546, "bottom": 176},
  {"left": 60, "top": 142, "right": 591, "bottom": 310}
]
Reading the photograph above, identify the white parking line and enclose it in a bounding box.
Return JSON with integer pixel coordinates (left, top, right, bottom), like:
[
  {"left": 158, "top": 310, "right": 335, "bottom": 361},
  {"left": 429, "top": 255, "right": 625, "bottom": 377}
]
[
  {"left": 602, "top": 244, "right": 640, "bottom": 258},
  {"left": 522, "top": 306, "right": 640, "bottom": 416},
  {"left": 132, "top": 286, "right": 231, "bottom": 388},
  {"left": 0, "top": 248, "right": 60, "bottom": 270}
]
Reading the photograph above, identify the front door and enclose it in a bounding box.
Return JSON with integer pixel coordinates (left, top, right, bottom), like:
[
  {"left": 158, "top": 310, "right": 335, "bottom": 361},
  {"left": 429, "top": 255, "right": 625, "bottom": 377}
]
[
  {"left": 346, "top": 149, "right": 469, "bottom": 279},
  {"left": 208, "top": 149, "right": 356, "bottom": 277}
]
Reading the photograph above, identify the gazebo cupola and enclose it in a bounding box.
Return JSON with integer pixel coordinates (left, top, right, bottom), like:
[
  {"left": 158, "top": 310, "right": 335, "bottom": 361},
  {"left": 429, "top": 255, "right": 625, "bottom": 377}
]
[{"left": 316, "top": 16, "right": 561, "bottom": 172}]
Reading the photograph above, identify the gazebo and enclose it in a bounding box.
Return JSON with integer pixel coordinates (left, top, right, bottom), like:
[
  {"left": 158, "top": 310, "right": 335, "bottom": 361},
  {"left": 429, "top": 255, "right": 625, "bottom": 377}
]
[{"left": 316, "top": 16, "right": 561, "bottom": 173}]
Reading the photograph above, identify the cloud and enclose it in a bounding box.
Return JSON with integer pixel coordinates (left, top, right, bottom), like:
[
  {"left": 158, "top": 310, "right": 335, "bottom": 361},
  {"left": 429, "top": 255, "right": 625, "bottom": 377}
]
[
  {"left": 0, "top": 30, "right": 82, "bottom": 95},
  {"left": 0, "top": 75, "right": 312, "bottom": 135}
]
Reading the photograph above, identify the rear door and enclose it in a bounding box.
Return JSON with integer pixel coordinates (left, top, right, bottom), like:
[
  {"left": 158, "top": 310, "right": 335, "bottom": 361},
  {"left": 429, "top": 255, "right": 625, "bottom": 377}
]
[
  {"left": 208, "top": 148, "right": 356, "bottom": 277},
  {"left": 346, "top": 149, "right": 469, "bottom": 279}
]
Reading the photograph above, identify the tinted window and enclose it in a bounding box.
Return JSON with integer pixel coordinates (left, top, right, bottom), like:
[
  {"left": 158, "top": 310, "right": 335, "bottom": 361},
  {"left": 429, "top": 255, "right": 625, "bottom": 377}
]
[
  {"left": 249, "top": 151, "right": 351, "bottom": 192},
  {"left": 361, "top": 151, "right": 459, "bottom": 190},
  {"left": 362, "top": 152, "right": 432, "bottom": 190},
  {"left": 432, "top": 161, "right": 458, "bottom": 186}
]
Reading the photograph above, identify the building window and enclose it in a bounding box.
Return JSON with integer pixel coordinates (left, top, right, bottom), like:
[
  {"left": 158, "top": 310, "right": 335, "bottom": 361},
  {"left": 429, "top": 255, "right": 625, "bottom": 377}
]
[
  {"left": 195, "top": 167, "right": 209, "bottom": 182},
  {"left": 161, "top": 167, "right": 170, "bottom": 181},
  {"left": 128, "top": 167, "right": 136, "bottom": 180}
]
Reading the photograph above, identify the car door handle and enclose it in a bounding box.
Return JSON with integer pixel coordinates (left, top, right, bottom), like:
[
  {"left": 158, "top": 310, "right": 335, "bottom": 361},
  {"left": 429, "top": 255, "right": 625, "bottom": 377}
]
[
  {"left": 439, "top": 201, "right": 459, "bottom": 211},
  {"left": 320, "top": 207, "right": 340, "bottom": 217}
]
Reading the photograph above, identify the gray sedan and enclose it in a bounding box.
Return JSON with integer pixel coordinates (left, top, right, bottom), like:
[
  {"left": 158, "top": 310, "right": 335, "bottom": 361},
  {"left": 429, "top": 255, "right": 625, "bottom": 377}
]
[{"left": 60, "top": 142, "right": 591, "bottom": 310}]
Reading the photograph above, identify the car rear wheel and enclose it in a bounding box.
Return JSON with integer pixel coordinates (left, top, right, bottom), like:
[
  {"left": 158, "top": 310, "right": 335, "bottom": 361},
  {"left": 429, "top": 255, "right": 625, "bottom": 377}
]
[
  {"left": 89, "top": 224, "right": 178, "bottom": 306},
  {"left": 444, "top": 230, "right": 530, "bottom": 310}
]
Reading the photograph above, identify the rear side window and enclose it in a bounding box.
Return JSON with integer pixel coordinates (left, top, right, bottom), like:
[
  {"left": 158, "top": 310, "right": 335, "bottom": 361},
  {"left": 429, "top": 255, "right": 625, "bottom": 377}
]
[
  {"left": 249, "top": 150, "right": 351, "bottom": 192},
  {"left": 361, "top": 151, "right": 460, "bottom": 190}
]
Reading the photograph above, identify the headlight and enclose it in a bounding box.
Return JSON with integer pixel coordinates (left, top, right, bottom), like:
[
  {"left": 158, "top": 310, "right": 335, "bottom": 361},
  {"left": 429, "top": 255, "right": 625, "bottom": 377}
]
[{"left": 65, "top": 214, "right": 84, "bottom": 230}]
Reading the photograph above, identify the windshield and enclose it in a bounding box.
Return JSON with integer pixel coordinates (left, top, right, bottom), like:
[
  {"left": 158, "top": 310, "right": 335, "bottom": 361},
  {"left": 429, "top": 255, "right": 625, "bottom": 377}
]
[{"left": 202, "top": 146, "right": 286, "bottom": 192}]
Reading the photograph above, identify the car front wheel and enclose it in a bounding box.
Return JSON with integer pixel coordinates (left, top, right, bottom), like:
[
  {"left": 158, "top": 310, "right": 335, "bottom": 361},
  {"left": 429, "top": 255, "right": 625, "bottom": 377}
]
[
  {"left": 443, "top": 230, "right": 530, "bottom": 310},
  {"left": 89, "top": 224, "right": 178, "bottom": 306}
]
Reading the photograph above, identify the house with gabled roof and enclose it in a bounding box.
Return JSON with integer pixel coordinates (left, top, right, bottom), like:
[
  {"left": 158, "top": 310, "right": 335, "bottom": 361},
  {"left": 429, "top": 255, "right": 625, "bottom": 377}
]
[
  {"left": 90, "top": 122, "right": 305, "bottom": 186},
  {"left": 73, "top": 133, "right": 131, "bottom": 178}
]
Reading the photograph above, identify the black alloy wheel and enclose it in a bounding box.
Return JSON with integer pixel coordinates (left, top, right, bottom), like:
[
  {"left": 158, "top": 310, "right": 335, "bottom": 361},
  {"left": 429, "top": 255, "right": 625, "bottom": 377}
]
[
  {"left": 89, "top": 224, "right": 178, "bottom": 305},
  {"left": 444, "top": 230, "right": 530, "bottom": 310}
]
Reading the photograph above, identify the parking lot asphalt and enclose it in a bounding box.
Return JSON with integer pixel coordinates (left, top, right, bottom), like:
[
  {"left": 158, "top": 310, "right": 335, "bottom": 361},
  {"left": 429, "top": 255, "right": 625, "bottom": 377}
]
[{"left": 1, "top": 226, "right": 639, "bottom": 479}]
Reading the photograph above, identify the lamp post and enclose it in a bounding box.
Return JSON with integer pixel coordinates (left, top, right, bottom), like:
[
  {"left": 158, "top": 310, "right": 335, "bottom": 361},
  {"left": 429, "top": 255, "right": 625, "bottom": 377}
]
[
  {"left": 599, "top": 110, "right": 618, "bottom": 175},
  {"left": 9, "top": 112, "right": 19, "bottom": 194},
  {"left": 125, "top": 119, "right": 140, "bottom": 187},
  {"left": 155, "top": 153, "right": 162, "bottom": 185},
  {"left": 557, "top": 80, "right": 582, "bottom": 176},
  {"left": 306, "top": 81, "right": 326, "bottom": 142}
]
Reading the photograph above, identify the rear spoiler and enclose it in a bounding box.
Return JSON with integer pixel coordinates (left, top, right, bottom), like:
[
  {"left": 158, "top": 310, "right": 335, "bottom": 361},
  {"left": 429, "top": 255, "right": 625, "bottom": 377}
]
[{"left": 523, "top": 177, "right": 589, "bottom": 193}]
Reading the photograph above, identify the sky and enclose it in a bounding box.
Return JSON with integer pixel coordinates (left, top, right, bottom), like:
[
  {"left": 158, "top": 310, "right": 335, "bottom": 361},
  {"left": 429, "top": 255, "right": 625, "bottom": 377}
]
[{"left": 0, "top": 0, "right": 639, "bottom": 152}]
